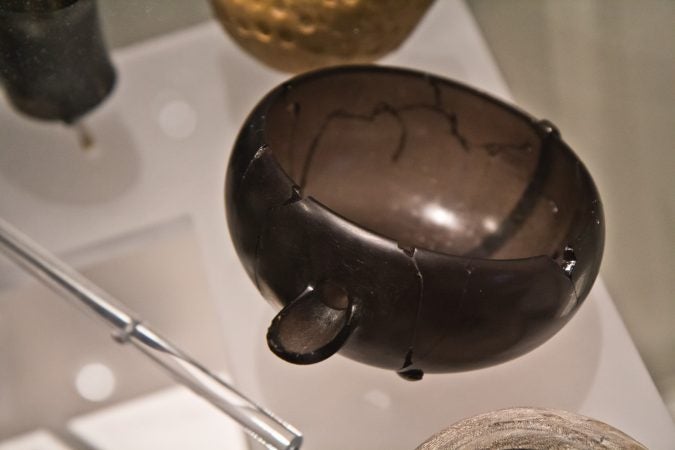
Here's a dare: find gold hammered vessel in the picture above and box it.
[211,0,435,72]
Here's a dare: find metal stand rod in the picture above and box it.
[0,217,302,450]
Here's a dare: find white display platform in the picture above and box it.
[0,1,672,449]
[0,431,72,450]
[68,386,248,450]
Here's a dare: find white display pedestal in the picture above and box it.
[0,1,672,449]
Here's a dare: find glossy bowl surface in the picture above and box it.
[226,65,604,378]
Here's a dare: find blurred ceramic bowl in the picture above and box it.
[416,407,646,449]
[211,0,434,72]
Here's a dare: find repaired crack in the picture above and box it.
[251,181,304,291]
[298,103,407,188]
[397,348,424,381]
[396,244,425,381]
[295,79,532,190]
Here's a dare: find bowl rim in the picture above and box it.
[235,64,603,270]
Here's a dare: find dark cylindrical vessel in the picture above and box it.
[0,0,115,123]
[226,66,604,379]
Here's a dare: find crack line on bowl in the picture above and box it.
[252,183,303,292]
[297,87,534,191]
[298,102,407,188]
[396,244,426,376]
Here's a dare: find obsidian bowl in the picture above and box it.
[226,65,604,380]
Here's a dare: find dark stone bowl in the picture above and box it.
[226,65,604,380]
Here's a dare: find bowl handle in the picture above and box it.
[266,282,359,365]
